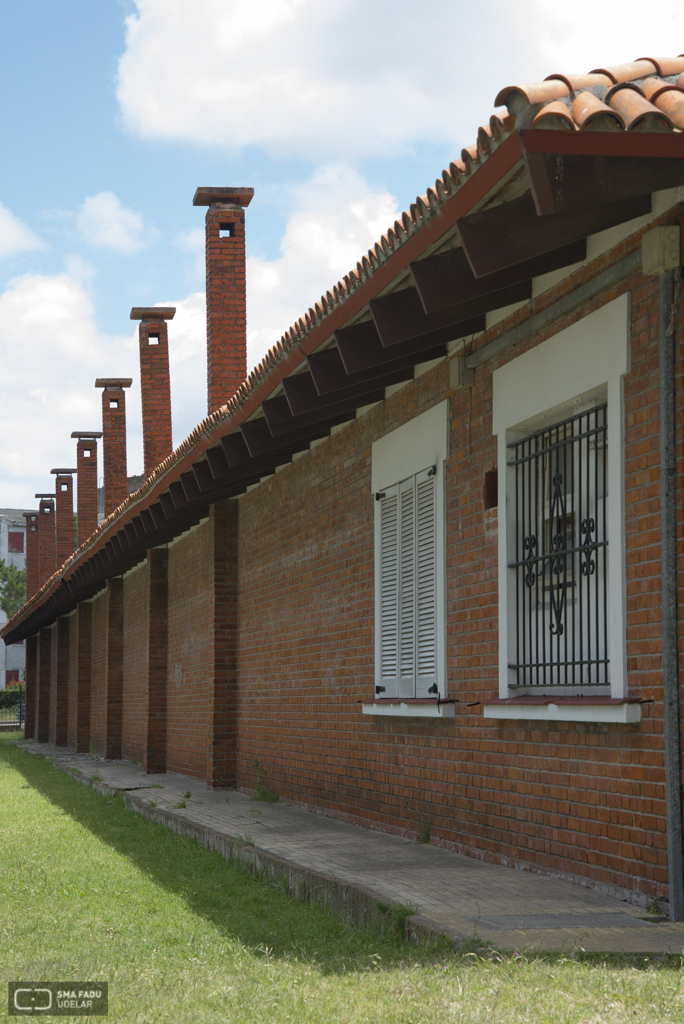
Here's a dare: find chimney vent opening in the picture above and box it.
[84,449,91,457]
[148,334,160,345]
[109,399,119,408]
[219,222,235,239]
[60,484,68,491]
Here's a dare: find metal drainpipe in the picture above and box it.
[659,266,684,921]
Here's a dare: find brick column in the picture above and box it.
[49,616,70,747]
[22,513,40,599]
[67,602,91,753]
[24,634,37,739]
[72,432,102,544]
[35,494,55,588]
[51,469,77,568]
[37,627,51,742]
[193,186,253,413]
[206,498,239,788]
[144,548,168,774]
[131,307,175,477]
[104,578,123,760]
[95,378,132,516]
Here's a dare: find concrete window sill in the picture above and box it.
[482,697,642,724]
[361,699,456,719]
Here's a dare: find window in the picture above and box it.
[489,295,632,723]
[376,466,438,698]
[508,404,608,688]
[7,532,24,553]
[367,401,448,715]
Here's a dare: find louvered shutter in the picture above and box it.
[415,468,437,696]
[378,484,399,696]
[398,476,416,698]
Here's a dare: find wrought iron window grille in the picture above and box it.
[507,403,608,687]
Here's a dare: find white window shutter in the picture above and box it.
[378,485,399,696]
[415,469,437,696]
[398,477,416,697]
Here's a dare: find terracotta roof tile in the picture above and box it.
[571,92,624,131]
[652,88,684,129]
[531,100,576,131]
[606,82,675,131]
[635,56,684,77]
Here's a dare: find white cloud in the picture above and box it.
[0,268,141,508]
[0,203,43,258]
[76,192,148,254]
[246,165,399,364]
[520,1,684,76]
[116,0,517,159]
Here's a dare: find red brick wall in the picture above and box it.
[89,592,108,754]
[54,475,74,568]
[166,520,213,779]
[76,440,99,544]
[205,204,247,413]
[48,617,69,746]
[122,563,149,764]
[24,514,40,599]
[67,611,78,746]
[101,387,128,515]
[24,634,37,739]
[38,500,55,588]
[138,320,173,477]
[232,202,684,905]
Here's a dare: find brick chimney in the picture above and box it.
[51,468,77,567]
[95,378,132,516]
[130,307,174,477]
[22,512,40,599]
[35,493,55,587]
[71,431,102,544]
[193,186,254,414]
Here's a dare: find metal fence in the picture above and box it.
[0,697,24,729]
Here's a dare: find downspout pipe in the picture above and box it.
[659,265,684,921]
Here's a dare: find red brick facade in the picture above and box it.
[98,383,130,515]
[37,498,55,588]
[12,172,684,909]
[136,314,173,477]
[54,473,75,568]
[74,436,100,544]
[204,201,249,413]
[23,512,39,599]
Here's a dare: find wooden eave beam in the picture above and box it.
[523,151,684,217]
[262,392,383,438]
[283,360,411,416]
[457,192,652,279]
[410,239,587,315]
[369,284,527,347]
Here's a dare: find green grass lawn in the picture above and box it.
[1,735,684,1023]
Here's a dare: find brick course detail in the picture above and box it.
[136,314,173,478]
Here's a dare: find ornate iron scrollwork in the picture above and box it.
[580,517,596,576]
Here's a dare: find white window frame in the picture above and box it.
[364,401,449,718]
[488,294,638,724]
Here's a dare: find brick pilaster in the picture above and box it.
[49,616,70,747]
[96,378,131,516]
[24,634,37,739]
[72,433,102,544]
[193,187,253,414]
[206,498,239,788]
[37,627,51,742]
[145,548,168,774]
[104,578,123,759]
[36,496,55,589]
[23,513,40,599]
[68,602,91,753]
[52,470,76,568]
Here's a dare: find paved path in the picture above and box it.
[18,741,684,955]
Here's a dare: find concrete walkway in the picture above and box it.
[18,740,684,955]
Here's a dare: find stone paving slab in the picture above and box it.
[18,741,684,955]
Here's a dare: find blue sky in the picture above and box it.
[0,0,679,508]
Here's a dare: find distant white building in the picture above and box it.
[0,509,31,689]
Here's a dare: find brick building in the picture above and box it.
[0,509,31,687]
[4,55,684,914]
